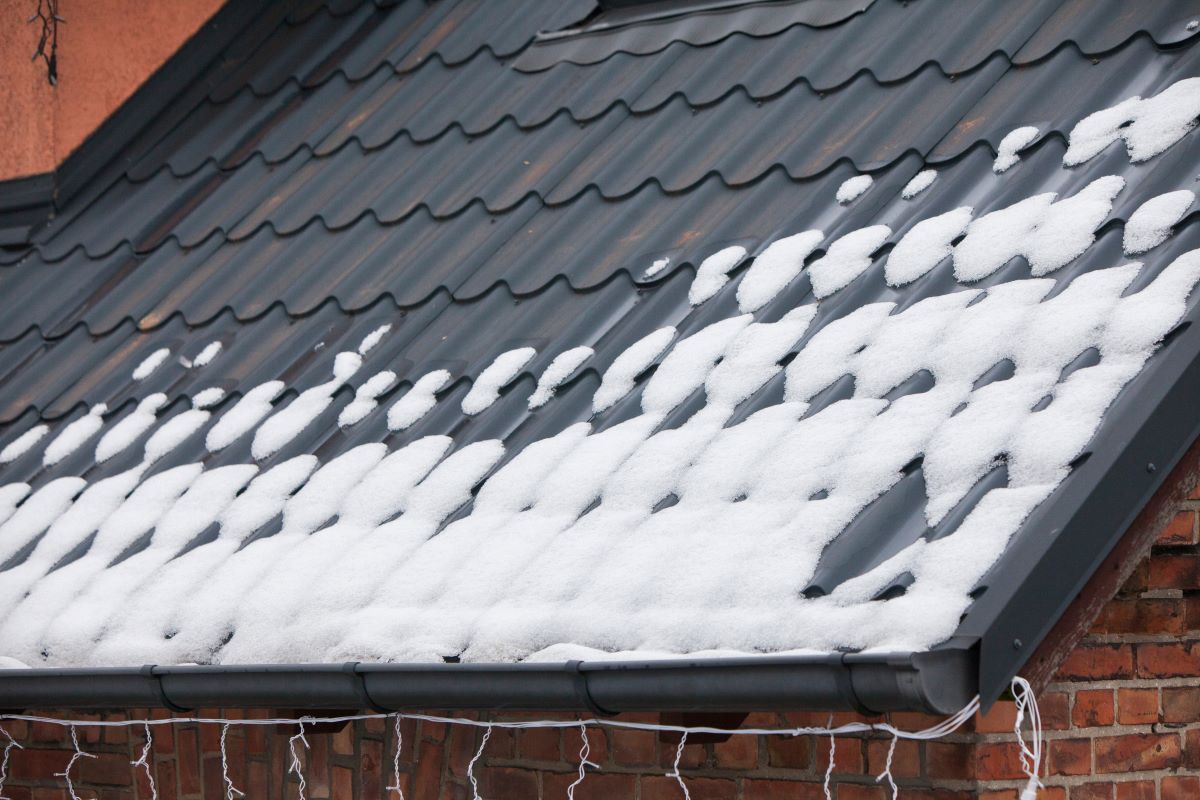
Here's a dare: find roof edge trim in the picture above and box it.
[0,647,977,715]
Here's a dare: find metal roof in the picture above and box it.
[1,0,1199,711]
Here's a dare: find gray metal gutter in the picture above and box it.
[0,647,976,714]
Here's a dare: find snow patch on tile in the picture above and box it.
[357,325,392,355]
[642,316,751,414]
[1064,78,1200,165]
[992,126,1039,173]
[96,395,168,463]
[954,176,1123,281]
[339,371,397,427]
[387,370,452,431]
[689,246,746,305]
[1124,190,1195,255]
[252,352,362,459]
[192,388,226,410]
[144,406,211,465]
[462,348,537,415]
[0,425,48,464]
[529,347,593,409]
[192,341,222,368]
[206,381,284,452]
[44,405,107,466]
[132,348,170,381]
[901,169,937,200]
[808,225,891,298]
[736,230,824,312]
[0,483,31,527]
[0,477,85,566]
[644,257,671,279]
[836,174,873,204]
[886,207,972,287]
[593,327,675,413]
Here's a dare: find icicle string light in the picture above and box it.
[467,725,491,800]
[55,726,96,800]
[566,722,598,800]
[220,723,244,800]
[0,680,1040,800]
[287,718,310,800]
[667,730,691,800]
[0,726,23,800]
[130,723,157,800]
[386,714,405,800]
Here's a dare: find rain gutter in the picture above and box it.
[0,646,976,714]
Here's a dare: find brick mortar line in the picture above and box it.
[980,768,1197,790]
[975,723,1200,742]
[1049,677,1200,689]
[1080,632,1199,643]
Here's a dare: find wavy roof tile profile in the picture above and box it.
[0,0,1199,710]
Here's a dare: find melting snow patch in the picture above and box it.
[836,174,873,204]
[808,225,891,298]
[992,126,1039,173]
[462,348,537,415]
[887,207,973,287]
[901,170,937,199]
[1124,190,1195,255]
[192,388,226,410]
[206,381,283,452]
[357,325,392,355]
[144,404,212,464]
[689,246,746,305]
[644,257,671,279]
[643,316,751,415]
[0,483,31,527]
[387,370,451,431]
[954,176,1123,281]
[593,327,676,413]
[339,371,397,427]
[529,347,593,409]
[252,352,362,459]
[0,425,48,464]
[1064,78,1200,165]
[736,230,824,312]
[192,341,222,368]
[132,348,170,381]
[43,405,107,466]
[0,477,85,566]
[96,395,167,463]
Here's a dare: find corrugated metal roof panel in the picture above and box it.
[1,0,1200,694]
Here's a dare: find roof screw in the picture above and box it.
[1147,463,1157,473]
[1012,638,1022,650]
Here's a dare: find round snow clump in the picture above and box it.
[993,126,1039,173]
[836,174,873,204]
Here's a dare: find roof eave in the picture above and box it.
[0,646,977,715]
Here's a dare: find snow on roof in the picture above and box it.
[2,68,1200,669]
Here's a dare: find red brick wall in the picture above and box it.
[4,505,1199,799]
[0,0,222,180]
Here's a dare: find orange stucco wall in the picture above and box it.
[0,0,223,181]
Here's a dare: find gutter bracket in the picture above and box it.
[143,665,188,713]
[345,662,390,713]
[567,660,615,717]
